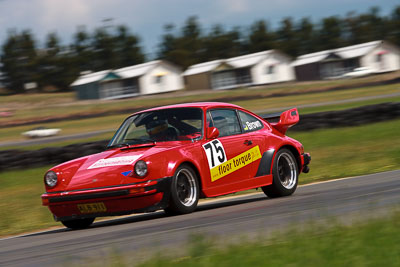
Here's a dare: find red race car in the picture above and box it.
[41,102,310,229]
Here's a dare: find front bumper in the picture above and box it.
[41,177,172,221]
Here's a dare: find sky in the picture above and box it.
[0,0,398,58]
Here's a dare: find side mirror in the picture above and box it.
[207,127,219,139]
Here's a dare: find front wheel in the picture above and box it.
[262,149,298,198]
[164,164,199,215]
[61,218,95,229]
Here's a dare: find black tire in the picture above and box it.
[61,218,95,229]
[164,164,199,215]
[262,149,298,198]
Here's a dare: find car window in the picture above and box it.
[108,108,203,146]
[209,109,242,137]
[238,110,264,132]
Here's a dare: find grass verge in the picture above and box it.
[0,166,57,236]
[289,118,400,183]
[296,95,400,114]
[128,210,400,267]
[0,119,399,237]
[233,83,400,113]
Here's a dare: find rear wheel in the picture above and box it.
[262,149,298,198]
[164,164,199,215]
[61,218,95,229]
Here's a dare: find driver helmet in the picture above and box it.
[146,119,168,136]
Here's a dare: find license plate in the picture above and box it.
[77,202,107,214]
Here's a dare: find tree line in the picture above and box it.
[1,5,399,94]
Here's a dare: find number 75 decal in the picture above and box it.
[202,139,227,169]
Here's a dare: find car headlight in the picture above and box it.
[45,171,58,187]
[134,160,148,177]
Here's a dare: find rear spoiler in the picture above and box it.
[262,108,299,135]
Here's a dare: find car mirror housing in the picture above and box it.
[207,127,219,139]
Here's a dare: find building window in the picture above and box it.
[236,68,252,84]
[154,75,163,84]
[211,71,236,89]
[266,65,275,74]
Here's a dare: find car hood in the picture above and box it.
[49,142,184,192]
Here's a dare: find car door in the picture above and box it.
[236,109,272,176]
[201,108,263,196]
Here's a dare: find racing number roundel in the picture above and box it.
[202,139,227,169]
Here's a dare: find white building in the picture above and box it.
[71,60,184,100]
[183,50,295,90]
[292,40,400,81]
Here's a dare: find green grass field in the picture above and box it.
[234,83,400,112]
[129,210,400,267]
[289,118,400,182]
[1,119,399,237]
[0,72,398,124]
[1,82,399,145]
[0,166,56,236]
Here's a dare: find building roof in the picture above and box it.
[227,50,275,68]
[115,60,162,79]
[292,40,382,67]
[182,60,225,76]
[183,50,279,76]
[71,60,169,87]
[70,70,111,87]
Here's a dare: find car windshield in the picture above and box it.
[108,107,203,147]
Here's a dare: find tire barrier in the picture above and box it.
[0,102,399,172]
[0,141,109,172]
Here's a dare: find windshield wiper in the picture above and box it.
[123,138,156,144]
[107,138,157,150]
[106,143,130,150]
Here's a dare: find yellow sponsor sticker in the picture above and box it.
[210,145,262,182]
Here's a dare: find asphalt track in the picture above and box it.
[1,170,399,266]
